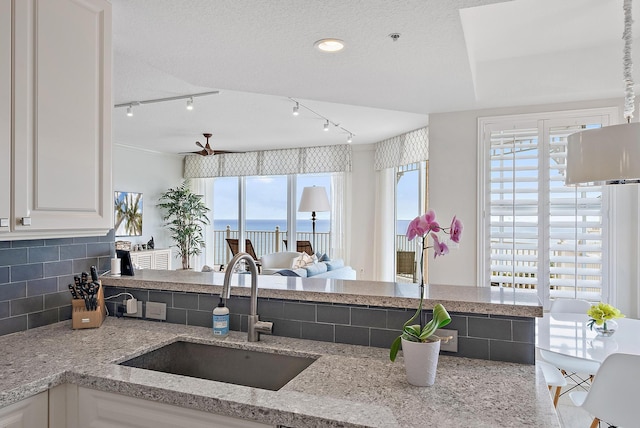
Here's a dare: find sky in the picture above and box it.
[213,172,421,222]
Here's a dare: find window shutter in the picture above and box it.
[481,110,613,305]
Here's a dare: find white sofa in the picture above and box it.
[260,251,356,280]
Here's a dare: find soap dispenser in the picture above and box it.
[213,298,229,337]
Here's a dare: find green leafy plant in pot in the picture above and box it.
[158,181,210,270]
[389,209,462,386]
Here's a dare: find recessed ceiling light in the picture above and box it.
[314,38,345,52]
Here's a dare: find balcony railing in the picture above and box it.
[213,226,332,265]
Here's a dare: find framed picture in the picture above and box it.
[114,191,143,236]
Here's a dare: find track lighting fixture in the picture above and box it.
[115,90,219,116]
[288,97,355,141]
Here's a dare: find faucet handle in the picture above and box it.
[254,320,273,335]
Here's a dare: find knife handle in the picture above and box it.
[90,266,98,281]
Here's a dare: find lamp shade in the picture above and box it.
[566,122,640,185]
[298,186,330,212]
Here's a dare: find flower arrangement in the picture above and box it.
[389,210,463,362]
[587,302,624,332]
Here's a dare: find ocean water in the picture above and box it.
[214,219,330,233]
[214,219,412,234]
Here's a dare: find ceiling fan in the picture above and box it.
[188,133,233,156]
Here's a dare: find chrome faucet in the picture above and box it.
[221,252,273,342]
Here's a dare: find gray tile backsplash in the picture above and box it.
[0,231,114,337]
[103,285,536,364]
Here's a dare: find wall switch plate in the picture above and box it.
[146,301,167,321]
[436,328,458,353]
[123,300,143,318]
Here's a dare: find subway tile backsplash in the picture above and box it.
[0,231,114,337]
[103,285,535,364]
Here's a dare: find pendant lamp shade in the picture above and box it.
[565,0,640,186]
[566,122,640,185]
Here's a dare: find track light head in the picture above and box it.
[293,103,299,116]
[323,120,329,131]
[347,134,353,143]
[186,97,194,110]
[126,105,133,117]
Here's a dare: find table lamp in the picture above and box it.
[298,186,330,252]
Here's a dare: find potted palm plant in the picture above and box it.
[389,209,462,386]
[158,181,210,270]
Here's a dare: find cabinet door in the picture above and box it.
[78,387,271,428]
[132,253,153,269]
[12,0,112,234]
[0,392,48,428]
[0,0,10,233]
[153,249,171,270]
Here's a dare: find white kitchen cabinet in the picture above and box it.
[0,391,48,428]
[77,387,272,428]
[131,249,172,270]
[1,0,112,240]
[0,0,11,233]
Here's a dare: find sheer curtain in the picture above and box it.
[330,172,350,261]
[189,177,212,271]
[373,167,396,281]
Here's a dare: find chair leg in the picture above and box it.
[589,418,599,428]
[552,386,561,408]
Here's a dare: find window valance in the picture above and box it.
[184,144,352,178]
[374,127,428,171]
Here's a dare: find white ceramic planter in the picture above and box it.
[401,337,441,387]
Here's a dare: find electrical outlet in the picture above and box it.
[146,301,167,321]
[123,300,143,318]
[436,328,458,353]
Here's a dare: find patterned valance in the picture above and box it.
[184,144,352,178]
[374,127,428,170]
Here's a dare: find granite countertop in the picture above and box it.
[101,270,543,318]
[0,317,558,427]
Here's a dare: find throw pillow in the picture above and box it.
[292,252,315,269]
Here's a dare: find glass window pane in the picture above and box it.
[213,177,239,266]
[296,174,331,255]
[246,175,287,259]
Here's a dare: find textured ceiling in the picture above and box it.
[111,0,639,154]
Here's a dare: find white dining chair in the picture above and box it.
[539,298,599,395]
[537,360,567,408]
[570,353,640,428]
[550,298,592,314]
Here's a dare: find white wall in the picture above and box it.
[113,145,184,261]
[428,97,640,317]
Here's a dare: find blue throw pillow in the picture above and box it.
[316,253,330,262]
[305,262,328,276]
[274,269,301,277]
[325,259,344,271]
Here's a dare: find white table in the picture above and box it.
[537,313,640,363]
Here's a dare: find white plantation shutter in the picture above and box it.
[480,109,615,306]
[546,124,608,301]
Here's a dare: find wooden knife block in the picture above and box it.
[71,280,106,329]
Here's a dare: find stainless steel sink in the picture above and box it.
[119,341,317,391]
